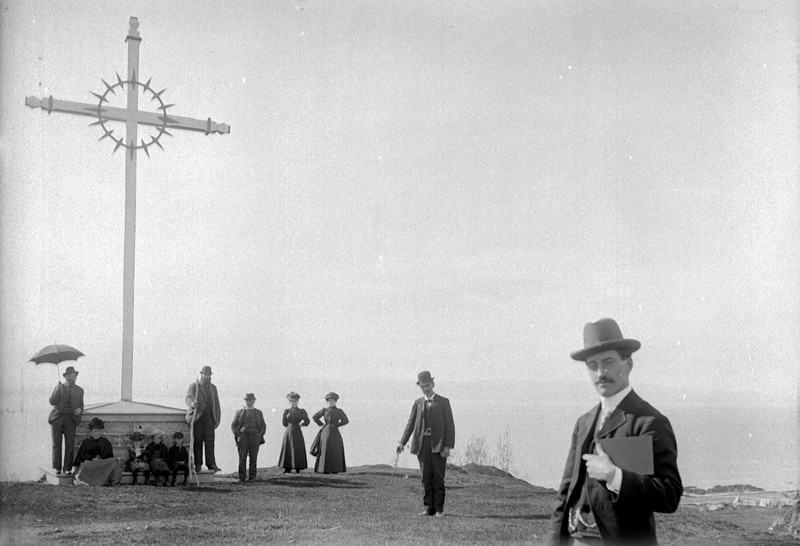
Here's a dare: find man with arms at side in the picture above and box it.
[545,318,682,546]
[397,371,455,517]
[48,366,84,475]
[185,365,222,472]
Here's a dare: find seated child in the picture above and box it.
[146,431,171,486]
[124,432,150,485]
[168,431,190,486]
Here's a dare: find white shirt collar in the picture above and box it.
[425,393,436,402]
[600,385,632,413]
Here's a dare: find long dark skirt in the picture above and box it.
[311,425,346,473]
[278,424,308,470]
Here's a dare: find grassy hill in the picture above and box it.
[0,465,795,545]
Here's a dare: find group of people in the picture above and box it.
[183,365,350,482]
[227,388,349,482]
[50,317,683,545]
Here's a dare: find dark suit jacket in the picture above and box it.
[546,390,682,546]
[48,382,84,424]
[185,381,221,428]
[399,394,455,455]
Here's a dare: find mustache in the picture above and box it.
[596,378,615,384]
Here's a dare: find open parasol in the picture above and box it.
[29,344,84,378]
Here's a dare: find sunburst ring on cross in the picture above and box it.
[90,73,176,157]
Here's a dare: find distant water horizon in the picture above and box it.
[3,379,796,492]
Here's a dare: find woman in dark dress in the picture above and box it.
[310,392,349,474]
[278,392,310,473]
[72,418,121,486]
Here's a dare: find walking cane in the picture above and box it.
[390,449,403,512]
[188,377,200,486]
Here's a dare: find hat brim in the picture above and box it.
[570,339,640,361]
[416,377,434,386]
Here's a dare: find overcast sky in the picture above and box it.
[1,1,797,411]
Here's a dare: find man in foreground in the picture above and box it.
[397,371,455,517]
[545,318,682,546]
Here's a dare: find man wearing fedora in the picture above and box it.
[545,318,682,546]
[231,393,267,482]
[185,366,222,472]
[397,371,455,517]
[48,366,84,475]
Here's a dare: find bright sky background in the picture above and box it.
[1,0,797,474]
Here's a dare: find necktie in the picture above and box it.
[597,408,611,433]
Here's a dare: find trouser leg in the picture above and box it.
[62,418,77,471]
[203,415,216,467]
[237,436,248,480]
[418,437,435,513]
[51,418,64,472]
[193,417,205,467]
[248,434,260,479]
[431,451,447,513]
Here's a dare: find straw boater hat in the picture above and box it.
[324,392,339,401]
[570,318,641,361]
[287,392,300,401]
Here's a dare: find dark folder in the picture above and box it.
[598,436,654,475]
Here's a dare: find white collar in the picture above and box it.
[600,385,632,413]
[425,393,436,402]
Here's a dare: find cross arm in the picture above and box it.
[25,96,230,135]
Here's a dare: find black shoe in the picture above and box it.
[209,465,222,472]
[195,465,202,472]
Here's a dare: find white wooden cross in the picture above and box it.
[25,17,230,402]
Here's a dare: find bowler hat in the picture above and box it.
[244,393,256,401]
[416,371,434,385]
[570,318,641,361]
[324,392,339,401]
[62,366,79,377]
[287,392,300,401]
[199,366,213,375]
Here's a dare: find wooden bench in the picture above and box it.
[39,466,217,485]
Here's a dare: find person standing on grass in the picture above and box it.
[545,318,683,546]
[397,371,455,518]
[48,365,84,475]
[310,392,349,474]
[185,365,222,472]
[231,392,267,482]
[279,392,310,473]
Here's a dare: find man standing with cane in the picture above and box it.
[397,371,455,517]
[185,366,222,472]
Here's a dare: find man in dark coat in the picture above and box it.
[48,366,84,474]
[397,371,455,517]
[185,365,222,472]
[545,318,683,546]
[231,392,267,482]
